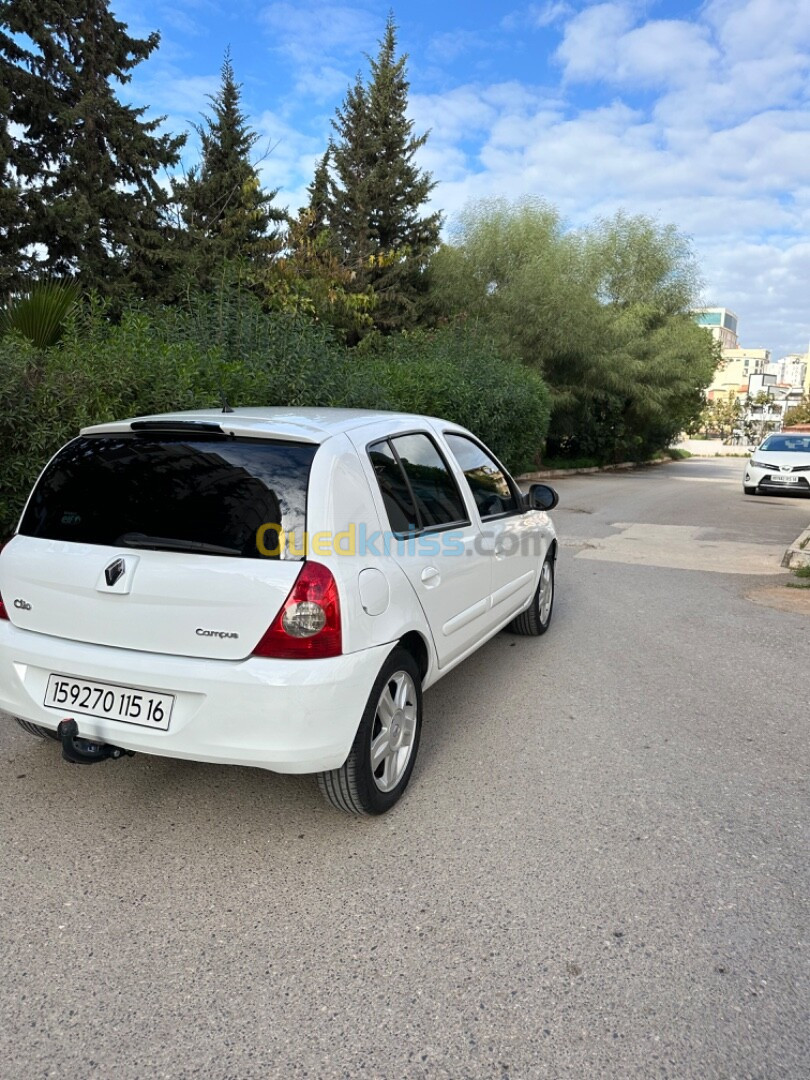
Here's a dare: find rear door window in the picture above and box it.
[19,434,317,560]
[369,433,469,533]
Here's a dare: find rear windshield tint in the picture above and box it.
[19,435,317,560]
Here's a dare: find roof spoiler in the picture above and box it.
[129,420,225,435]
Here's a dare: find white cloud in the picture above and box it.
[557,4,718,88]
[703,0,810,61]
[409,0,810,357]
[261,1,379,66]
[253,109,324,213]
[260,1,380,104]
[532,3,573,29]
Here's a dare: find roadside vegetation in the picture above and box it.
[786,565,810,590]
[783,399,810,427]
[0,4,716,535]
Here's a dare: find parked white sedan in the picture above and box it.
[0,408,558,814]
[744,433,810,496]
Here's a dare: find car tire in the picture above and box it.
[317,647,423,816]
[743,486,758,495]
[15,718,60,741]
[508,552,554,636]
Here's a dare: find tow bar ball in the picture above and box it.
[56,719,134,765]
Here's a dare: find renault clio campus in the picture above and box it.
[0,408,559,814]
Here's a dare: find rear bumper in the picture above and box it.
[0,622,390,773]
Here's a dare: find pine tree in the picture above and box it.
[0,0,185,298]
[304,151,332,238]
[174,51,285,287]
[328,16,442,334]
[0,79,24,292]
[260,149,375,342]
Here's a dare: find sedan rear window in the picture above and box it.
[19,435,317,560]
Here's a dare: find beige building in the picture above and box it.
[768,354,810,396]
[707,348,771,400]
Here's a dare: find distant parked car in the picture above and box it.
[0,408,559,815]
[744,433,810,496]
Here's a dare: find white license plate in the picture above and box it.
[770,474,798,483]
[44,675,174,730]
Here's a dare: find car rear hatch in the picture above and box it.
[1,424,319,660]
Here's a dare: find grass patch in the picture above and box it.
[786,565,810,588]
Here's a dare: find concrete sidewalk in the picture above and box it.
[676,438,752,457]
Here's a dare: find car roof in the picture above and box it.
[81,407,467,444]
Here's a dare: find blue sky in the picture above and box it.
[116,0,810,360]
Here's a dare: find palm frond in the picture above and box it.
[1,278,80,348]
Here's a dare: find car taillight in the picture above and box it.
[253,561,342,659]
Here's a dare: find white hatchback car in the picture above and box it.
[744,432,810,496]
[0,408,558,814]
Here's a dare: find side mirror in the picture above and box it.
[527,483,559,511]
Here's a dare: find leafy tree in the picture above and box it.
[174,51,285,288]
[0,0,185,298]
[328,16,441,336]
[260,151,376,340]
[702,392,742,442]
[784,397,810,427]
[261,208,376,342]
[430,199,716,461]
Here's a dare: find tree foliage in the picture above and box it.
[0,0,185,298]
[431,199,717,461]
[783,397,810,428]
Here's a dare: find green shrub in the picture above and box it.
[0,291,550,534]
[340,328,550,474]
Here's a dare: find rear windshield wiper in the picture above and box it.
[116,532,242,556]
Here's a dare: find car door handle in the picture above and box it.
[420,566,441,588]
[494,542,507,559]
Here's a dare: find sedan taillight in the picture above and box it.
[253,561,342,659]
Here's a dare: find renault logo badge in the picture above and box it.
[105,558,126,587]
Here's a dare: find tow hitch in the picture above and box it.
[57,719,135,765]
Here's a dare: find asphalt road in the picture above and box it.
[1,458,808,1079]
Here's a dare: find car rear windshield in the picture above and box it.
[19,434,317,560]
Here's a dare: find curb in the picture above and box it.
[781,524,810,570]
[518,458,671,482]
